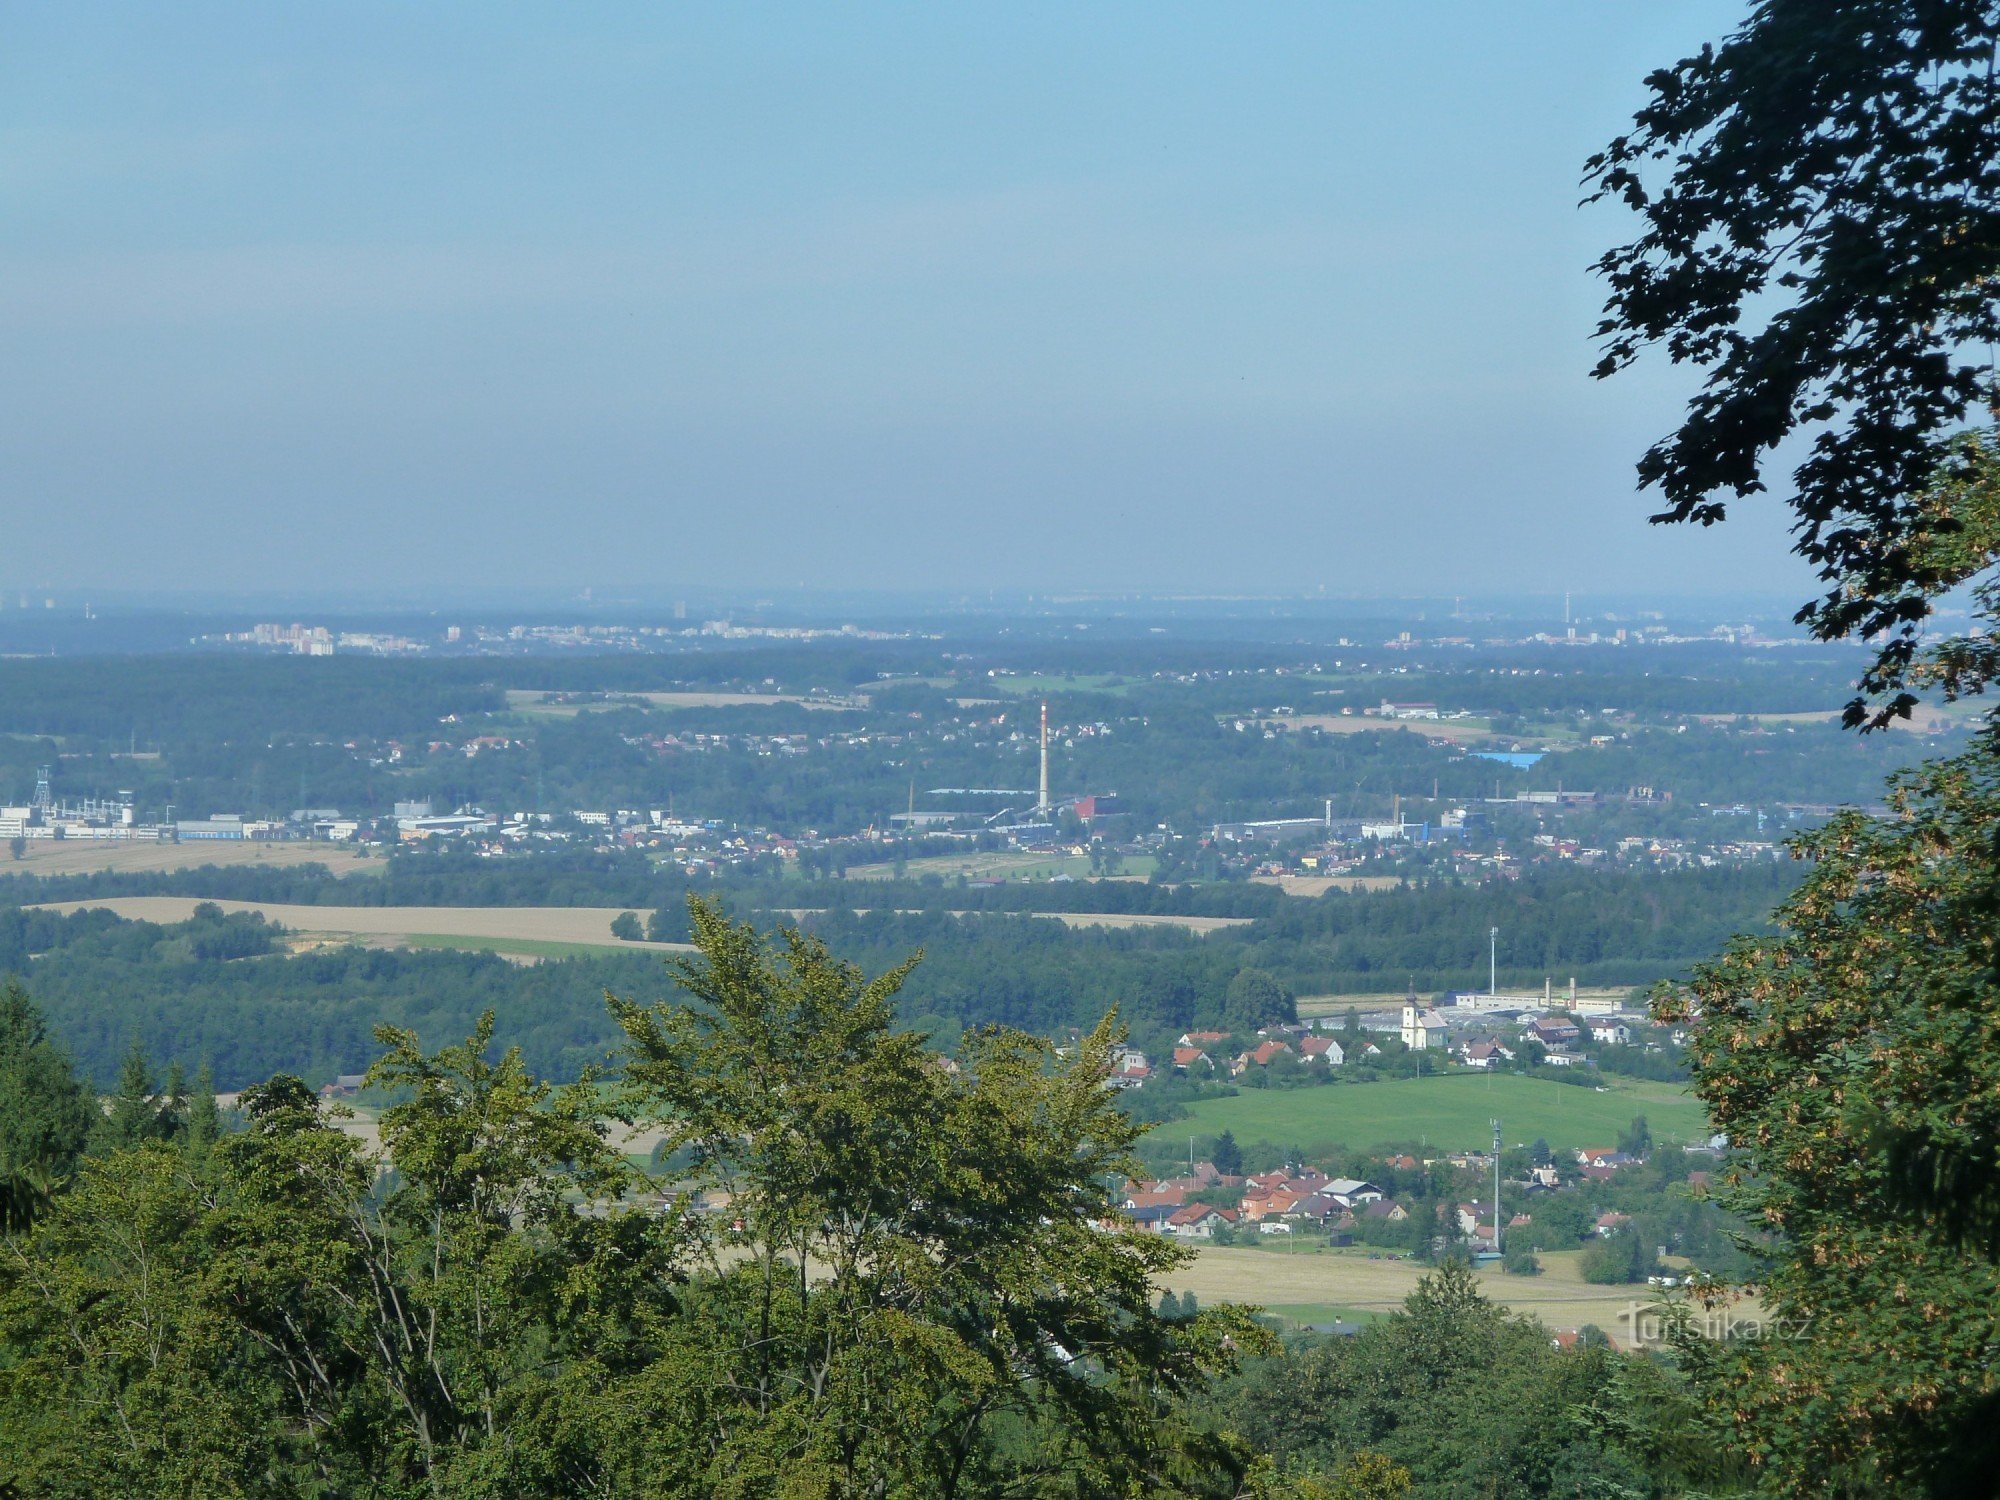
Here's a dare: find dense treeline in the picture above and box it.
[3,906,669,1088]
[4,863,1794,1087]
[1203,1261,1737,1494]
[1239,863,1801,992]
[0,848,1289,916]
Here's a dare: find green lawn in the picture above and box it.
[1258,1303,1388,1328]
[1161,1073,1709,1154]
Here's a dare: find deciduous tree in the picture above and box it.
[1589,0,2000,725]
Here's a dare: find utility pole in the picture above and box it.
[1489,926,1499,998]
[1492,1119,1503,1256]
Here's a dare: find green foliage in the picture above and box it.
[609,910,643,941]
[0,904,1267,1497]
[1616,1114,1651,1159]
[183,1061,221,1160]
[1224,967,1295,1033]
[605,898,1265,1493]
[1213,1128,1244,1177]
[0,982,94,1232]
[1589,2,2000,725]
[1578,1226,1654,1286]
[1501,1243,1541,1276]
[98,1037,181,1152]
[1527,1195,1595,1250]
[1208,1259,1699,1494]
[1664,734,2000,1491]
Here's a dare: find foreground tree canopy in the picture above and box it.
[1661,741,2000,1493]
[1588,0,2000,723]
[0,900,1267,1498]
[1596,4,2000,1495]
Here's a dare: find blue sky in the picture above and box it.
[0,3,1803,600]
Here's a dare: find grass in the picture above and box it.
[1160,1073,1709,1154]
[1256,1302,1387,1328]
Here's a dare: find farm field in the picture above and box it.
[2,838,379,880]
[1252,874,1401,897]
[1161,1073,1708,1154]
[1171,1246,1751,1344]
[399,933,646,961]
[503,688,864,715]
[1244,714,1494,743]
[28,896,694,953]
[842,850,1158,882]
[779,908,1249,935]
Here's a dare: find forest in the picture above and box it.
[1,861,1793,1090]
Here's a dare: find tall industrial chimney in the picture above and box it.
[1038,701,1050,814]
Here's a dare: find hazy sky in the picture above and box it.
[1,3,1806,600]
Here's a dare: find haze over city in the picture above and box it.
[0,2,1807,599]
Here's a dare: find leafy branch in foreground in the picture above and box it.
[1588,1,2000,725]
[608,895,1266,1495]
[1659,737,2000,1493]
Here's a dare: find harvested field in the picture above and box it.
[1253,874,1401,897]
[1170,1246,1755,1345]
[504,689,864,715]
[27,897,694,952]
[1025,911,1246,933]
[2,839,377,880]
[1244,715,1493,743]
[778,908,1249,935]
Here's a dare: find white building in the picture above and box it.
[1401,1004,1450,1050]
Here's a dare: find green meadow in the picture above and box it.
[1159,1073,1709,1154]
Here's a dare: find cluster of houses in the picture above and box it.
[1120,1162,1403,1241]
[1106,1006,1671,1093]
[1116,1137,1694,1253]
[1448,1013,1639,1069]
[1106,1028,1373,1089]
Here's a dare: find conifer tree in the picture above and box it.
[183,1061,221,1158]
[0,982,93,1231]
[99,1038,166,1150]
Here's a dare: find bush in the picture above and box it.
[1502,1244,1542,1276]
[1579,1226,1655,1285]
